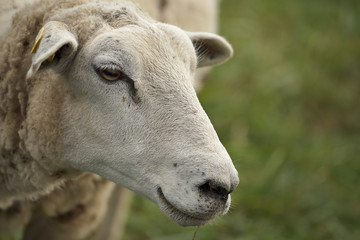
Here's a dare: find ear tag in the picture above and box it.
[47,53,55,62]
[30,27,44,54]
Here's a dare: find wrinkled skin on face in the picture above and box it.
[25,2,239,226]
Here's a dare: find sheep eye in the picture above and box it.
[99,68,123,81]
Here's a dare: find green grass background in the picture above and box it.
[123,0,360,239]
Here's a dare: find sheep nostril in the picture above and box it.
[199,181,230,202]
[215,186,229,200]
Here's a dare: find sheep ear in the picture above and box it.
[187,32,233,68]
[26,21,78,79]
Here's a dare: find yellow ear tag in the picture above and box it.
[30,27,44,54]
[47,53,55,62]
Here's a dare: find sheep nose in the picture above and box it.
[198,180,232,202]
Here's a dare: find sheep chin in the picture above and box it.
[156,187,213,226]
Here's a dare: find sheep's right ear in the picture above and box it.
[187,32,233,68]
[26,21,78,79]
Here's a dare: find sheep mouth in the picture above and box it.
[156,187,212,226]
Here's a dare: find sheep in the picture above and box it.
[0,0,238,239]
[1,2,220,238]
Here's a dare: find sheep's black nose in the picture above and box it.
[199,181,231,202]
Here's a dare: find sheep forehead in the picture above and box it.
[88,23,197,76]
[52,0,147,23]
[49,1,150,43]
[50,0,196,70]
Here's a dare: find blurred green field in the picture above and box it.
[123,0,360,239]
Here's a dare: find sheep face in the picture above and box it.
[27,18,238,226]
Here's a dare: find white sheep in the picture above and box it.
[0,0,238,239]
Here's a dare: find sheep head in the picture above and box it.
[25,3,238,226]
